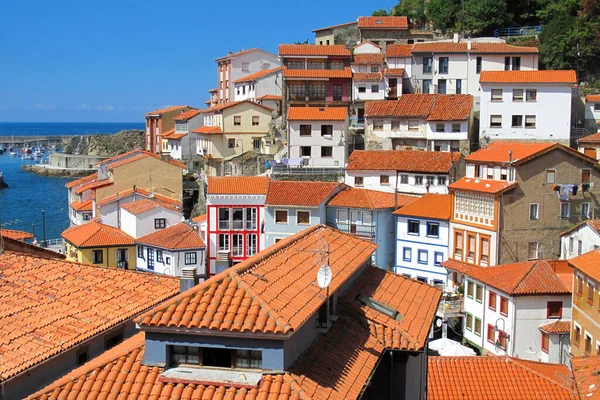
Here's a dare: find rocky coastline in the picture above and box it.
[21,164,94,177]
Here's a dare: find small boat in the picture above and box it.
[9,151,17,157]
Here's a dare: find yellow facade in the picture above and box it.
[65,241,136,270]
[572,269,600,356]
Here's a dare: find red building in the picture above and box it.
[143,105,195,154]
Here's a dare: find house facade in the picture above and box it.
[351,43,388,103]
[570,250,600,358]
[165,109,203,170]
[312,21,358,46]
[479,70,576,146]
[357,16,433,47]
[144,106,195,154]
[577,132,600,160]
[584,95,600,133]
[232,67,282,103]
[345,149,464,195]
[560,220,600,260]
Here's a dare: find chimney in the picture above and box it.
[180,266,198,293]
[215,250,232,274]
[228,51,233,56]
[453,33,459,43]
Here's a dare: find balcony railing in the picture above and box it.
[327,222,375,238]
[437,297,464,317]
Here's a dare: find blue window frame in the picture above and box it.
[408,220,420,235]
[434,251,444,266]
[403,247,412,261]
[426,222,439,238]
[418,250,428,265]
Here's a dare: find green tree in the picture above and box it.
[461,0,510,35]
[392,0,426,28]
[372,9,389,16]
[294,39,309,44]
[426,0,460,33]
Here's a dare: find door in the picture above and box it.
[388,78,398,97]
[332,84,342,101]
[584,148,596,159]
[147,248,154,270]
[357,108,365,123]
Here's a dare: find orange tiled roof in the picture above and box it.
[347,149,462,173]
[386,68,405,75]
[570,248,600,281]
[586,95,600,102]
[561,219,600,239]
[257,94,282,101]
[441,259,481,274]
[353,72,383,81]
[73,177,112,195]
[164,132,186,140]
[69,199,93,212]
[353,53,384,64]
[266,180,341,207]
[144,105,190,116]
[136,223,205,250]
[191,213,206,223]
[233,66,281,83]
[480,70,577,84]
[65,172,98,189]
[540,320,571,334]
[287,106,348,121]
[577,132,600,144]
[214,48,277,62]
[386,43,413,57]
[282,66,353,79]
[137,225,377,334]
[200,100,274,114]
[120,197,180,215]
[449,177,517,194]
[572,356,600,400]
[365,94,473,121]
[160,128,175,138]
[358,16,408,29]
[173,109,202,121]
[464,141,595,166]
[464,259,572,296]
[278,44,351,57]
[0,252,178,384]
[393,193,452,220]
[61,220,135,248]
[207,176,270,195]
[192,125,223,135]
[428,356,576,400]
[342,267,441,350]
[97,187,181,207]
[354,41,382,49]
[100,150,187,170]
[0,228,34,241]
[412,41,538,54]
[328,187,416,210]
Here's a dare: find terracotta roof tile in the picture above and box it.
[470,42,539,53]
[358,16,408,29]
[120,197,180,215]
[569,248,600,281]
[266,181,342,207]
[0,252,178,384]
[233,67,281,83]
[572,356,600,399]
[365,94,473,120]
[136,223,205,250]
[392,193,451,220]
[428,356,576,400]
[200,100,274,114]
[173,109,203,121]
[586,95,600,102]
[282,67,352,79]
[354,41,382,49]
[192,125,223,135]
[386,68,405,75]
[95,149,186,170]
[137,225,376,334]
[353,72,383,81]
[540,320,571,334]
[65,172,98,189]
[97,187,181,207]
[73,178,112,194]
[69,199,93,212]
[386,44,413,57]
[412,42,538,54]
[412,42,468,53]
[0,229,34,241]
[160,128,175,138]
[278,44,351,57]
[347,150,462,173]
[144,105,190,116]
[353,53,384,64]
[427,95,473,120]
[215,48,277,62]
[61,220,135,247]
[577,132,600,144]
[465,141,558,163]
[257,94,282,101]
[441,259,481,274]
[164,132,186,140]
[207,176,270,195]
[449,177,517,194]
[328,187,416,209]
[191,213,206,223]
[287,106,348,121]
[480,70,576,84]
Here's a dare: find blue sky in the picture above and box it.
[0,0,395,123]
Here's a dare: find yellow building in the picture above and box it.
[61,220,136,270]
[570,249,600,356]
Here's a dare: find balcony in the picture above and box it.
[327,221,375,238]
[436,296,464,318]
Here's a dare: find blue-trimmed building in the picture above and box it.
[393,193,452,286]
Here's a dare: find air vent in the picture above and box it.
[356,294,401,321]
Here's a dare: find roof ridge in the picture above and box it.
[509,357,577,394]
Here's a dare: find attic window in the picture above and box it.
[356,294,401,321]
[169,346,262,369]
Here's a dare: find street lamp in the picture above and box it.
[41,209,47,247]
[235,139,244,175]
[494,317,510,353]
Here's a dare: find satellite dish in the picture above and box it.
[436,319,443,328]
[317,264,332,289]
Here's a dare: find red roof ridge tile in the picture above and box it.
[480,70,577,84]
[144,105,192,116]
[233,66,281,83]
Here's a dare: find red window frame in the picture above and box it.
[488,291,497,311]
[499,296,508,317]
[498,330,507,350]
[487,324,495,344]
[546,301,562,319]
[541,332,549,353]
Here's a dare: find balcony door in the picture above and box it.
[332,84,342,101]
[388,78,397,97]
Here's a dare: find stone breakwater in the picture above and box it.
[21,164,94,178]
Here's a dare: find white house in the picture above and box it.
[287,107,348,168]
[385,43,413,94]
[233,67,282,103]
[479,70,576,145]
[560,220,600,260]
[136,222,206,278]
[364,94,473,153]
[166,109,203,169]
[393,194,451,286]
[577,132,600,160]
[447,259,572,364]
[118,198,183,239]
[69,199,93,226]
[97,187,182,225]
[584,95,600,132]
[345,149,464,195]
[351,42,388,102]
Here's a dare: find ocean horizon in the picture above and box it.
[0,121,146,136]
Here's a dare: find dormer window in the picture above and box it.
[175,121,188,132]
[169,345,262,369]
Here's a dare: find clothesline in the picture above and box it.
[553,183,594,201]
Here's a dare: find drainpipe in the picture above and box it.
[394,170,399,209]
[389,351,394,400]
[511,299,517,357]
[116,194,121,229]
[559,333,564,364]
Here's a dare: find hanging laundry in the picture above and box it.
[558,185,570,201]
[553,184,559,192]
[572,185,578,195]
[583,183,590,193]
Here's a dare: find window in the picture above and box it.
[242,62,249,71]
[465,313,473,331]
[504,57,511,71]
[116,248,128,263]
[560,202,570,219]
[408,120,420,131]
[547,301,563,319]
[418,250,428,264]
[234,116,241,126]
[577,275,583,296]
[415,176,424,185]
[439,57,449,74]
[582,169,591,184]
[373,120,384,130]
[491,89,503,101]
[541,332,549,353]
[232,234,243,257]
[218,208,230,230]
[456,79,462,94]
[476,57,482,74]
[574,325,581,347]
[156,249,163,263]
[454,231,463,258]
[408,220,419,235]
[569,237,574,253]
[137,246,144,258]
[436,123,445,132]
[511,115,523,128]
[475,284,483,303]
[330,61,344,70]
[498,330,507,350]
[183,252,196,265]
[388,120,399,131]
[452,123,461,132]
[426,176,435,187]
[487,324,496,344]
[546,169,556,184]
[275,210,288,224]
[512,57,521,70]
[474,317,482,336]
[92,250,103,264]
[500,296,508,316]
[321,125,333,136]
[490,115,502,128]
[228,138,235,148]
[588,281,595,305]
[76,347,89,366]
[358,85,366,93]
[403,247,412,261]
[489,291,497,311]
[320,146,333,157]
[466,280,473,298]
[525,115,536,128]
[252,116,259,126]
[582,202,590,218]
[300,146,311,157]
[512,89,524,101]
[297,210,310,225]
[427,222,439,238]
[289,82,305,97]
[438,176,447,185]
[300,125,311,136]
[105,331,124,350]
[218,234,230,252]
[380,175,389,185]
[246,234,257,257]
[231,208,244,230]
[355,176,364,187]
[371,84,380,93]
[467,234,476,261]
[434,252,443,265]
[527,242,539,260]
[400,174,408,184]
[422,79,432,94]
[586,334,593,355]
[423,57,432,73]
[147,248,154,269]
[155,218,166,229]
[253,138,261,151]
[235,349,262,369]
[529,203,539,220]
[480,237,490,265]
[526,89,537,101]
